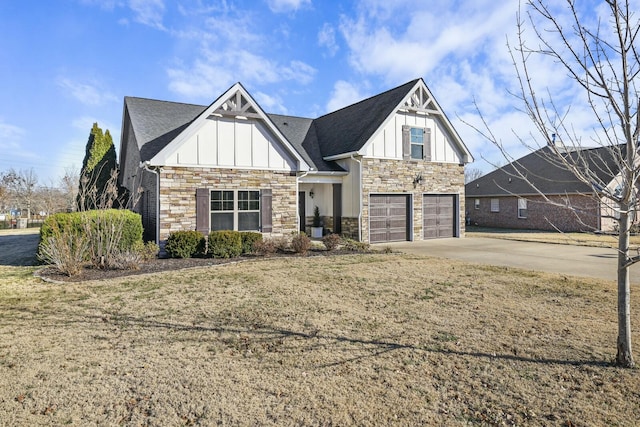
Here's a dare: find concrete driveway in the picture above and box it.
[383,237,640,284]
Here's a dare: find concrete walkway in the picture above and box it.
[383,237,640,284]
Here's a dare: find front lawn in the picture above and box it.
[0,254,638,425]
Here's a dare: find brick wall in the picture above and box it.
[360,159,465,242]
[158,167,298,244]
[466,194,601,232]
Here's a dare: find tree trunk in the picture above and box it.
[616,208,635,368]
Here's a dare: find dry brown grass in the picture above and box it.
[0,255,639,426]
[468,227,640,249]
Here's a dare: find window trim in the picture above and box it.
[490,198,499,213]
[410,127,424,160]
[210,189,261,231]
[517,198,527,219]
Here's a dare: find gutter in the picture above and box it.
[350,154,363,242]
[141,161,160,245]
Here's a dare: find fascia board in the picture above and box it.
[149,83,310,171]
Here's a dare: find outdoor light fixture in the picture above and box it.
[309,189,315,198]
[413,173,423,188]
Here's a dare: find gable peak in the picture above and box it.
[214,87,260,119]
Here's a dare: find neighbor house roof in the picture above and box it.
[466,145,623,197]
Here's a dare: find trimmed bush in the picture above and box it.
[291,232,311,255]
[84,209,143,250]
[38,209,143,265]
[165,231,205,258]
[322,233,342,251]
[240,232,263,254]
[208,230,242,258]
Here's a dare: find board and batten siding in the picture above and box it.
[163,116,297,171]
[365,111,462,163]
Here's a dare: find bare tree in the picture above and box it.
[3,168,39,219]
[468,0,639,367]
[464,167,484,184]
[60,167,79,212]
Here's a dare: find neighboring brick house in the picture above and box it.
[465,145,626,232]
[118,78,473,246]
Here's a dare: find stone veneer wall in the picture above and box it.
[158,167,298,244]
[360,158,465,243]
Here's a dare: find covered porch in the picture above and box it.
[298,172,350,237]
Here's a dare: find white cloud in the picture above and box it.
[129,0,166,30]
[318,23,338,57]
[57,78,118,106]
[266,0,311,13]
[168,50,317,101]
[325,81,365,113]
[255,91,288,114]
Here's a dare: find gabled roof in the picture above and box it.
[314,79,420,158]
[125,97,206,161]
[466,145,623,197]
[148,82,310,170]
[123,78,471,172]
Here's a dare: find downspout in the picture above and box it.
[296,170,311,232]
[141,161,160,245]
[350,154,363,242]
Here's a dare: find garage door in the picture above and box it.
[423,194,456,239]
[370,194,410,243]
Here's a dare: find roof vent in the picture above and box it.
[283,122,288,126]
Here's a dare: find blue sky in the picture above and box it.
[0,0,603,183]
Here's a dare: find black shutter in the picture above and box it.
[402,125,410,160]
[196,188,209,235]
[424,128,432,161]
[260,189,272,232]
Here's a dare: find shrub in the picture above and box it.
[253,238,277,256]
[240,232,263,254]
[208,230,242,258]
[291,232,311,255]
[322,233,342,251]
[39,212,84,259]
[165,231,205,258]
[37,221,89,276]
[109,241,160,270]
[39,209,144,269]
[343,238,370,252]
[272,235,291,252]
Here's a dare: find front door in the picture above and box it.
[298,191,306,233]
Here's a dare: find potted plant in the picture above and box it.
[311,206,323,238]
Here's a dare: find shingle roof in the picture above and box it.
[314,79,420,158]
[124,79,423,171]
[466,145,623,197]
[125,97,206,161]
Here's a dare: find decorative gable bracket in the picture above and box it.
[402,86,440,115]
[213,90,261,119]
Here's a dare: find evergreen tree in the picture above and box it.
[77,123,118,210]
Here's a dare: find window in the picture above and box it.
[490,198,499,212]
[211,190,260,231]
[518,198,527,219]
[474,198,480,210]
[410,128,424,159]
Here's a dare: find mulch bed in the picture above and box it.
[35,249,372,283]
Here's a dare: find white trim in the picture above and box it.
[359,80,474,163]
[149,83,310,171]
